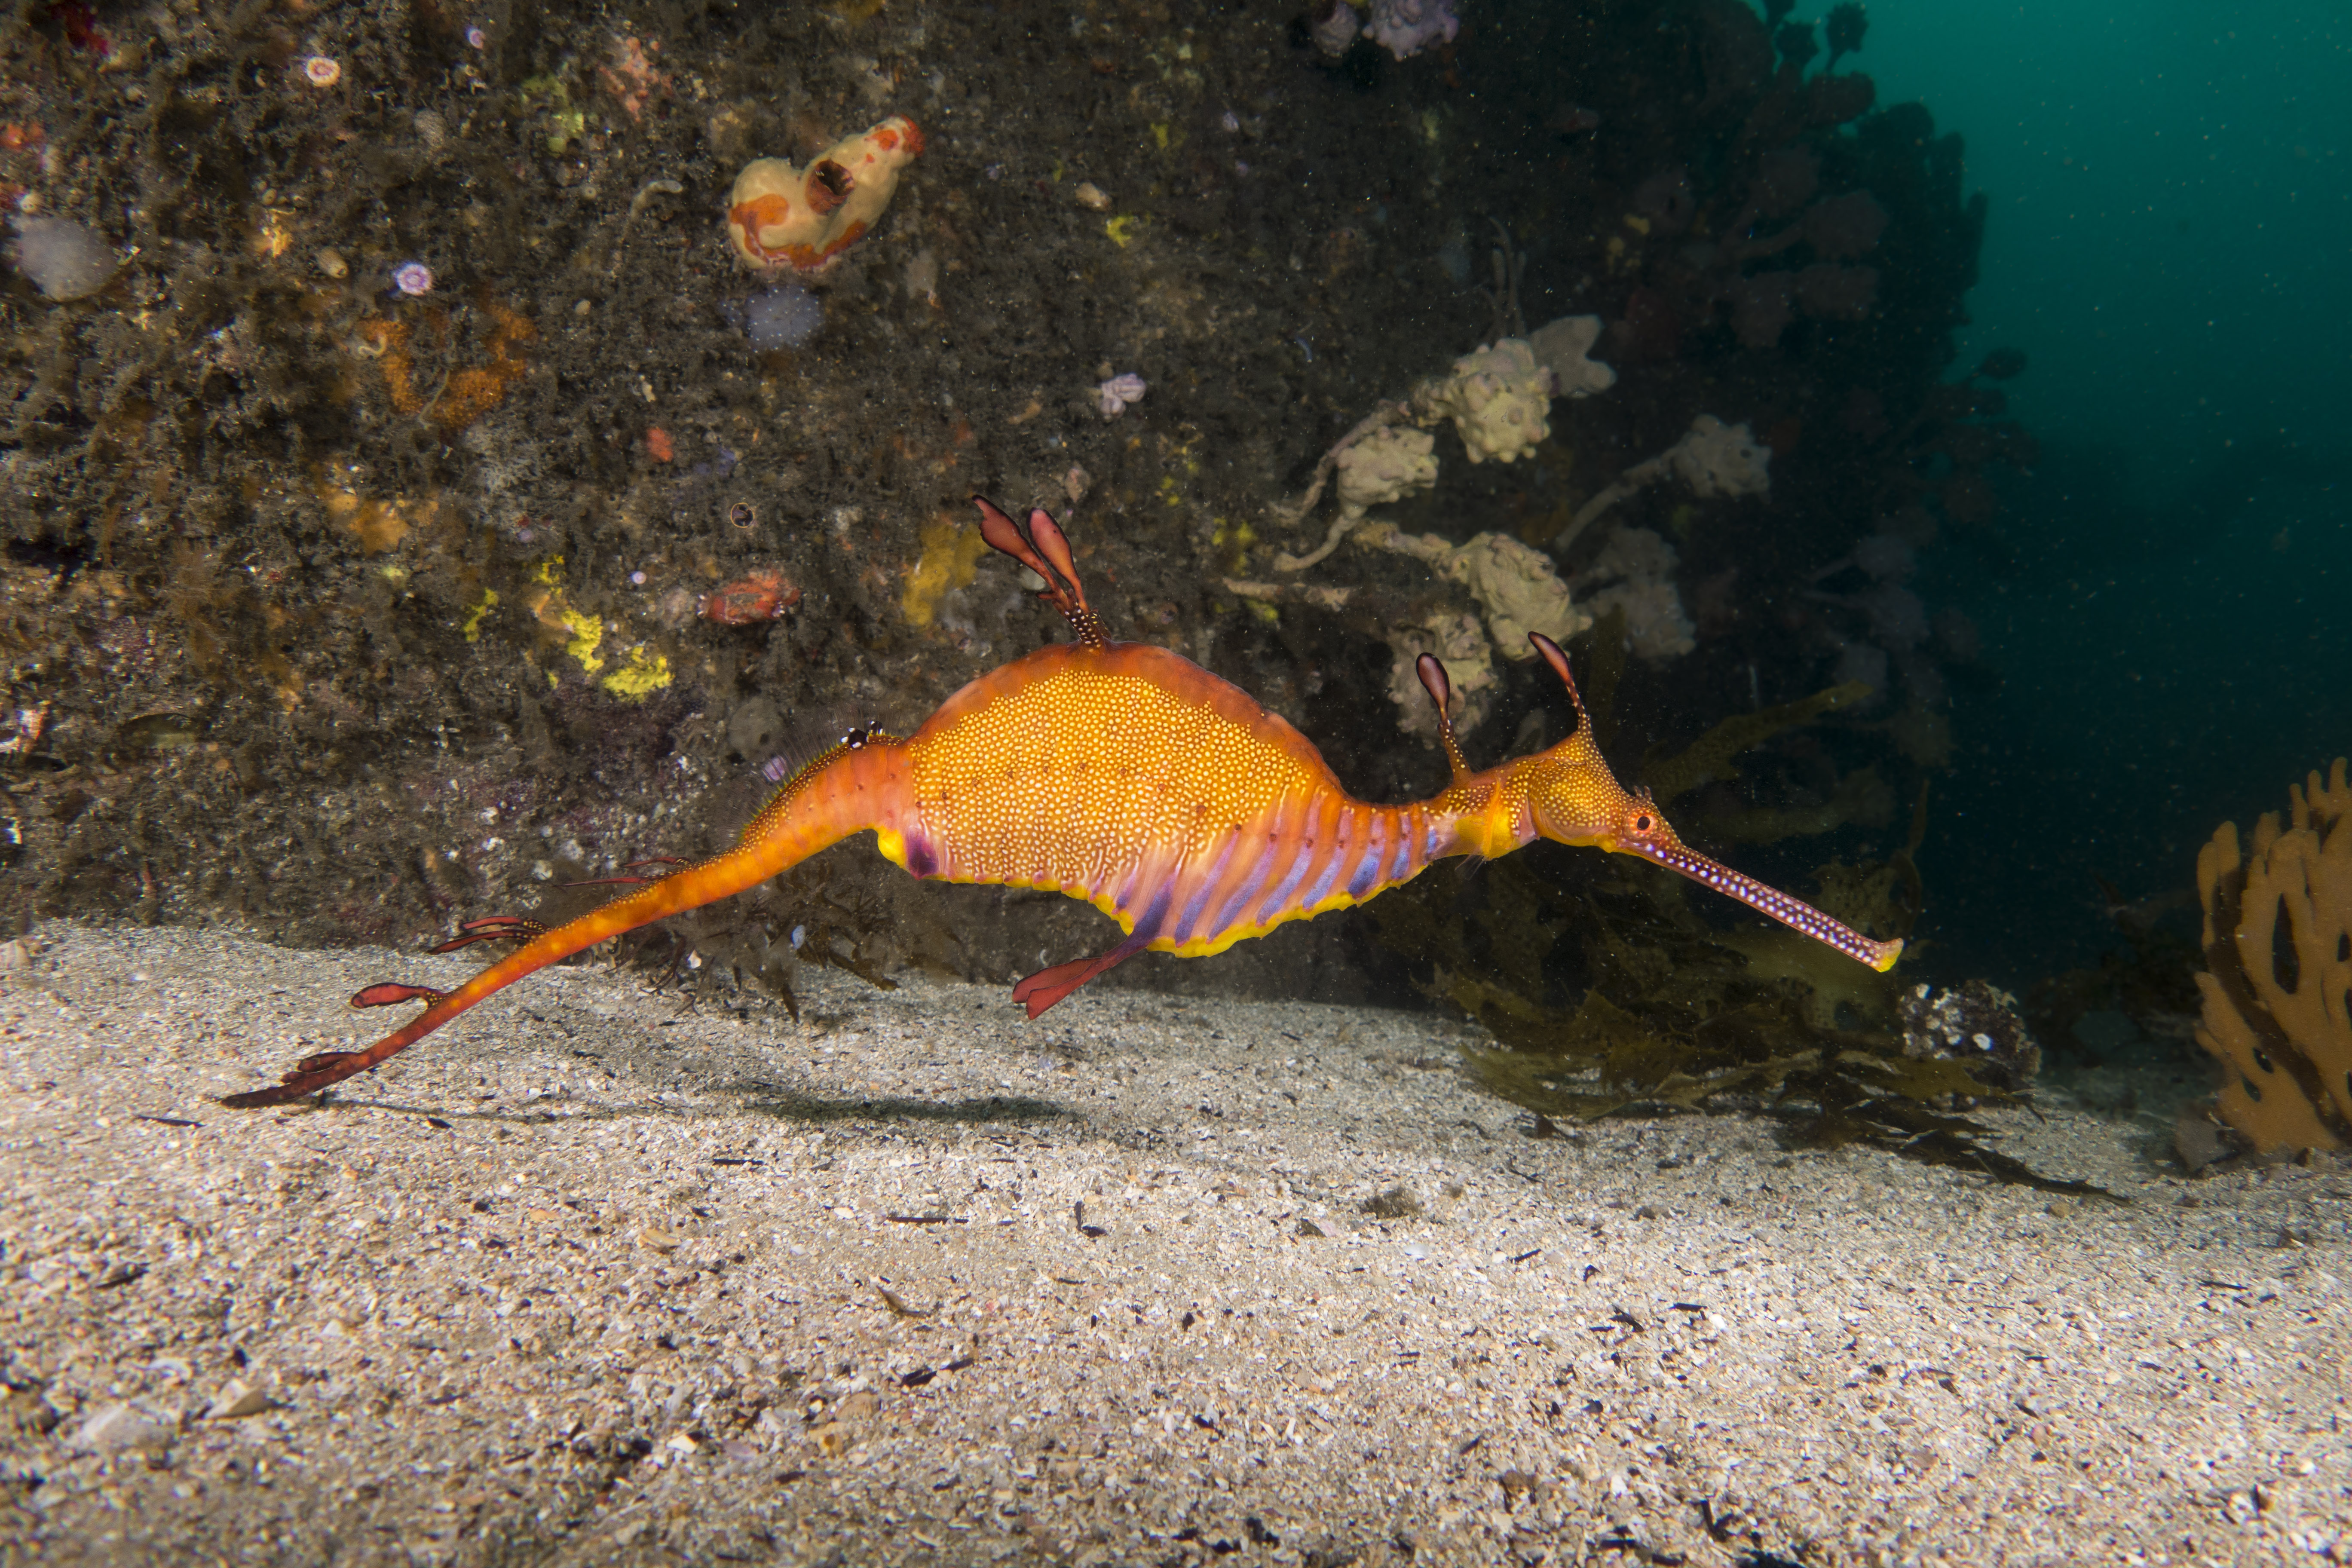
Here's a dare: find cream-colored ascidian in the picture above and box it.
[1333,426,1439,521]
[1666,413,1771,499]
[1367,526,1591,659]
[726,115,924,275]
[1556,410,1773,551]
[1363,524,1599,743]
[1526,313,1617,399]
[1420,338,1551,464]
[1386,610,1498,742]
[1580,526,1697,662]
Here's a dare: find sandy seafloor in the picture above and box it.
[0,923,2345,1568]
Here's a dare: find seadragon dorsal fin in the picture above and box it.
[974,495,1109,649]
[1414,653,1474,784]
[1528,632,1593,734]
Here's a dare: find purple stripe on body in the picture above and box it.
[1386,808,1417,883]
[1224,791,1303,933]
[1208,836,1281,941]
[1170,831,1242,948]
[1344,812,1387,899]
[1254,823,1316,928]
[1131,880,1176,943]
[1300,807,1356,908]
[903,832,939,879]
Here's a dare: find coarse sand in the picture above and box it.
[0,923,2346,1566]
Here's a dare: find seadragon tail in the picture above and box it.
[224,735,906,1107]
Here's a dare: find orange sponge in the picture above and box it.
[2195,757,2352,1153]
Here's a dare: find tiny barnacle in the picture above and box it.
[393,261,434,296]
[728,499,756,529]
[303,55,342,88]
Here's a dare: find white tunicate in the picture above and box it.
[1665,413,1771,499]
[745,283,824,350]
[1585,524,1680,587]
[1587,577,1696,663]
[1527,314,1617,399]
[1583,527,1695,661]
[1334,426,1438,521]
[6,214,117,301]
[1423,339,1550,464]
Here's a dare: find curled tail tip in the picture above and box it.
[221,1072,336,1110]
[222,1043,390,1109]
[222,1086,307,1110]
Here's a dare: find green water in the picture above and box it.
[1866,5,2349,975]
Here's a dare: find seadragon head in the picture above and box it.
[1445,632,1903,973]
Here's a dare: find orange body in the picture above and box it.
[223,501,1896,1108]
[883,641,1438,958]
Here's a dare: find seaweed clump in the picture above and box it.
[1373,679,2102,1194]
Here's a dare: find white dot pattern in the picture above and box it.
[902,662,1457,956]
[908,668,1315,926]
[1637,840,1902,971]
